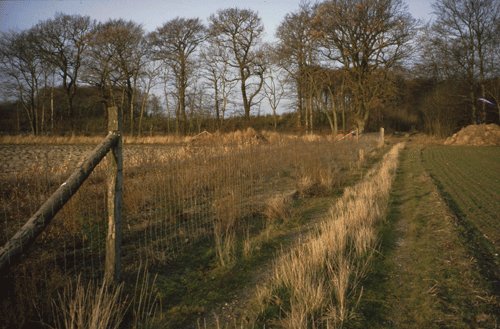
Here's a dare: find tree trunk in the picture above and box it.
[297,79,302,128]
[331,93,337,136]
[241,75,250,121]
[309,94,313,134]
[214,85,220,127]
[138,94,149,137]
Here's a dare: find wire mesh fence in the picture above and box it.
[0,131,382,326]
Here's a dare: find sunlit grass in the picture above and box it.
[257,143,404,328]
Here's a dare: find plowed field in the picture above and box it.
[423,146,500,248]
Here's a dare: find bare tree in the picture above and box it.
[275,1,318,127]
[313,0,416,132]
[413,23,465,136]
[0,30,43,135]
[307,66,340,134]
[108,20,147,136]
[149,17,206,135]
[200,39,238,129]
[82,19,147,135]
[209,8,266,121]
[264,47,289,130]
[34,13,95,130]
[81,25,119,111]
[138,59,162,137]
[432,0,500,124]
[187,78,211,133]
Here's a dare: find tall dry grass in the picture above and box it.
[262,193,296,224]
[257,143,404,328]
[53,276,126,329]
[0,128,377,146]
[0,128,293,145]
[130,263,162,329]
[52,263,161,329]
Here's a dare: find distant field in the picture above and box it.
[0,144,186,176]
[423,146,500,247]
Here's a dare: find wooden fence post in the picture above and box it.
[105,107,123,284]
[294,139,298,191]
[250,140,254,214]
[0,132,119,274]
[380,127,385,147]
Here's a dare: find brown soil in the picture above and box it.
[444,123,500,146]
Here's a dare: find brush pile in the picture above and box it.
[444,123,500,146]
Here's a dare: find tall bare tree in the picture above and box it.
[34,13,95,130]
[209,8,266,121]
[275,1,318,127]
[149,17,206,135]
[432,0,500,124]
[81,24,120,111]
[82,19,147,135]
[413,23,464,136]
[200,39,238,129]
[0,30,43,135]
[307,65,341,134]
[264,46,289,130]
[138,59,162,137]
[313,0,416,132]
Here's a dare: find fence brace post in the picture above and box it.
[106,107,123,284]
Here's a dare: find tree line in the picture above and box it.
[1,0,499,137]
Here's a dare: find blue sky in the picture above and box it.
[0,0,434,42]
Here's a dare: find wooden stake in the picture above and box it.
[105,107,123,284]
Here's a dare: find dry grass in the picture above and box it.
[0,129,349,146]
[297,159,346,196]
[0,134,108,145]
[0,128,281,145]
[262,193,296,224]
[51,263,161,329]
[53,276,126,329]
[243,226,259,260]
[257,143,404,328]
[0,131,384,328]
[130,264,162,329]
[214,226,236,267]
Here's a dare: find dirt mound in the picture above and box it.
[444,123,500,146]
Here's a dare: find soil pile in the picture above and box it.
[444,123,500,146]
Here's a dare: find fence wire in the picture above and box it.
[0,132,382,325]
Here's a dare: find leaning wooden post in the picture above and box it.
[105,107,123,284]
[0,131,119,274]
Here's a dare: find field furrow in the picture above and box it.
[423,146,500,246]
[424,148,500,209]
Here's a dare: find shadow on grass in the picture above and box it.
[351,169,404,327]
